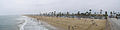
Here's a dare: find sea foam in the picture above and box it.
[17,16,55,30]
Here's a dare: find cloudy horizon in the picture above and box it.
[0,0,120,15]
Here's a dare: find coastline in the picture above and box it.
[17,16,56,30]
[27,15,106,30]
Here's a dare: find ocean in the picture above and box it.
[0,15,19,30]
[0,15,56,30]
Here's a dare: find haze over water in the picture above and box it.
[0,15,55,30]
[0,15,19,30]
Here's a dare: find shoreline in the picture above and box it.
[17,16,28,30]
[17,16,56,30]
[27,15,106,30]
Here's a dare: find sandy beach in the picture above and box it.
[27,16,106,30]
[17,16,57,30]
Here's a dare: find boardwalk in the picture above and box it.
[107,18,120,30]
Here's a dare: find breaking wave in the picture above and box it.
[16,16,56,30]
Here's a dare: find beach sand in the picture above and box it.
[27,16,106,30]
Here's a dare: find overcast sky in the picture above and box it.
[0,0,120,15]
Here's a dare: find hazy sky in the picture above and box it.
[0,0,120,15]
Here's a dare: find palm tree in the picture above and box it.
[113,11,116,16]
[100,9,103,14]
[72,13,74,16]
[66,12,69,17]
[72,13,75,18]
[56,12,61,17]
[89,9,92,14]
[94,12,97,16]
[94,12,96,14]
[110,11,113,16]
[89,9,92,16]
[105,11,108,19]
[105,11,108,15]
[59,12,62,16]
[53,11,56,16]
[85,11,89,16]
[51,12,54,16]
[77,11,80,15]
[61,13,64,16]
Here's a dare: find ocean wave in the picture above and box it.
[17,16,56,30]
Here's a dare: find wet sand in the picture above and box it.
[27,16,106,30]
[17,16,56,30]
